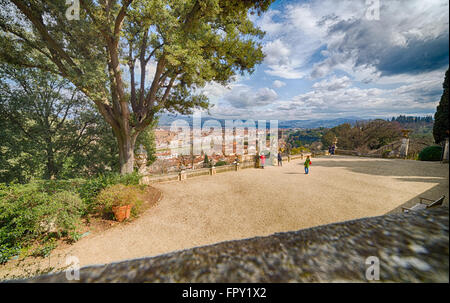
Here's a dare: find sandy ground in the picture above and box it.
[1,155,448,279]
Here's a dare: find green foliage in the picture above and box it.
[77,172,142,213]
[287,128,327,148]
[391,115,433,124]
[135,119,157,166]
[390,115,434,144]
[0,171,143,263]
[433,69,449,144]
[418,146,443,161]
[290,147,310,155]
[34,179,86,195]
[95,184,143,219]
[321,131,337,149]
[215,160,228,167]
[0,65,125,183]
[31,241,57,258]
[0,245,20,264]
[0,0,272,174]
[0,182,84,263]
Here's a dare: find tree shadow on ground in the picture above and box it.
[394,177,448,184]
[304,156,449,214]
[309,156,449,179]
[387,183,449,214]
[304,156,448,214]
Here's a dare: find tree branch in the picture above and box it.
[56,91,76,129]
[114,0,133,37]
[11,0,82,74]
[128,42,137,112]
[138,29,149,110]
[0,23,54,62]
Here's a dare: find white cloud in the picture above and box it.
[199,81,232,103]
[259,10,283,36]
[173,1,448,121]
[263,39,291,66]
[312,76,351,91]
[285,75,442,119]
[272,80,286,88]
[256,0,448,83]
[225,85,278,109]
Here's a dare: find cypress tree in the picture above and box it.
[433,69,449,143]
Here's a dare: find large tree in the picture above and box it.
[321,120,402,151]
[0,0,272,174]
[0,65,113,182]
[433,68,449,144]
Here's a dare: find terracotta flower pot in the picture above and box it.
[112,205,132,222]
[125,204,132,219]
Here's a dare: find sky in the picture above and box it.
[196,0,449,121]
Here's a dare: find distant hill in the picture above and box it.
[278,118,362,129]
[156,114,363,129]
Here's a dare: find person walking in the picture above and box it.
[304,156,311,174]
[277,151,282,166]
[260,153,266,169]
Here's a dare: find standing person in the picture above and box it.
[331,144,335,155]
[304,156,311,174]
[277,151,282,166]
[260,153,266,169]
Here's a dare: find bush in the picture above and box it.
[418,146,443,161]
[0,172,143,263]
[95,184,143,219]
[0,245,21,264]
[0,182,84,263]
[49,191,85,232]
[34,179,86,195]
[214,160,228,167]
[77,172,141,213]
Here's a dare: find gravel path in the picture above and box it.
[2,156,448,277]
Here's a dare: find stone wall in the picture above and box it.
[140,153,314,185]
[21,206,449,283]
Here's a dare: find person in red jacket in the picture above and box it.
[260,153,266,169]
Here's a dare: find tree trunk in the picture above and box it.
[44,137,58,179]
[45,150,57,179]
[116,129,137,175]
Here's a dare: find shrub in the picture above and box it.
[48,191,85,233]
[77,172,142,213]
[0,173,143,263]
[0,183,84,263]
[31,241,57,258]
[95,184,143,219]
[214,160,228,167]
[0,245,21,264]
[418,146,443,161]
[34,179,86,195]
